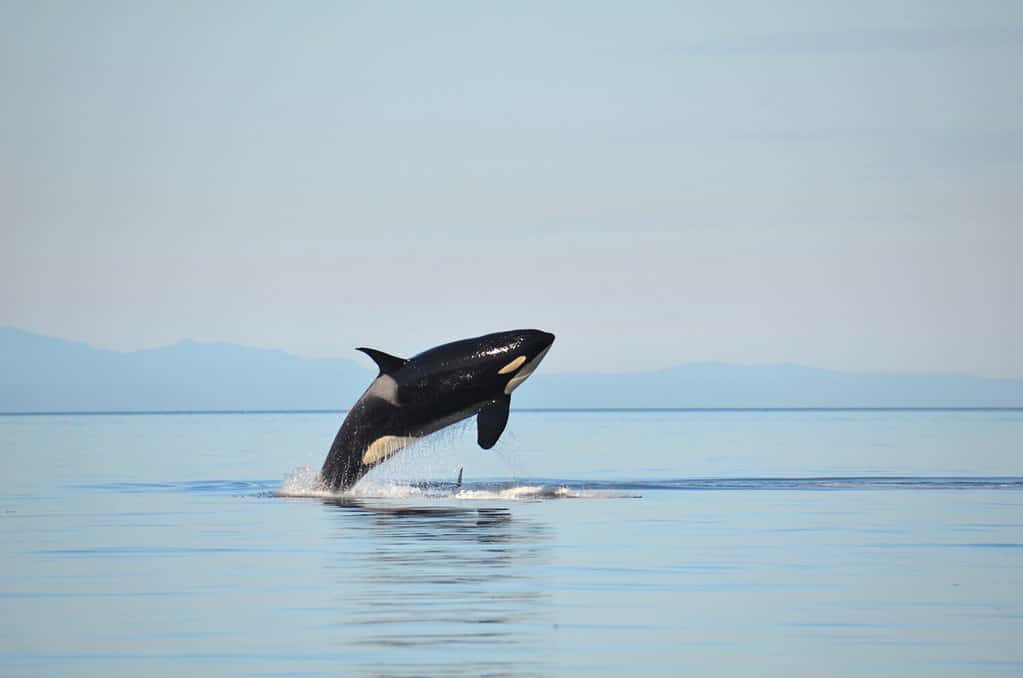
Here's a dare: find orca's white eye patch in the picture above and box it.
[503,345,552,395]
[498,355,527,375]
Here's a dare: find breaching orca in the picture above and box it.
[320,329,555,491]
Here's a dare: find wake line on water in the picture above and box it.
[272,468,1023,500]
[76,473,1023,499]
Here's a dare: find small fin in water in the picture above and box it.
[456,467,463,488]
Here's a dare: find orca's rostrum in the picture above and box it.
[321,329,555,491]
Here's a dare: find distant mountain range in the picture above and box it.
[1,327,1021,412]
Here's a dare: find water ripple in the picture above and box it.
[71,475,1023,499]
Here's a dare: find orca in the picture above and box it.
[320,329,555,491]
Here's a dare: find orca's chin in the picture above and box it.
[505,344,552,394]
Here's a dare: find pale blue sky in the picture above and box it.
[2,1,1021,375]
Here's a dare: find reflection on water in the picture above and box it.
[322,500,552,677]
[4,411,1023,677]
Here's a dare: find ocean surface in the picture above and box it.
[2,409,1022,677]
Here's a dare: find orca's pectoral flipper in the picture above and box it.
[477,396,511,449]
[356,347,407,376]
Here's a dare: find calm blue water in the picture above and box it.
[2,410,1022,676]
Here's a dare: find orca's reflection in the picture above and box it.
[321,499,552,677]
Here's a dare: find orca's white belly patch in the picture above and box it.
[362,435,418,465]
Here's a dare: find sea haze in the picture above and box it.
[2,409,1022,677]
[2,327,1022,411]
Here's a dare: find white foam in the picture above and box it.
[346,481,426,499]
[454,485,549,500]
[452,484,621,500]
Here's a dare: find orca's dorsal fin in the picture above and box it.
[356,347,407,376]
[456,467,463,488]
[477,395,511,449]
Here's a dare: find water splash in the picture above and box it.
[274,466,333,498]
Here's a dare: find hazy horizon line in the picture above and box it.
[3,324,1021,382]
